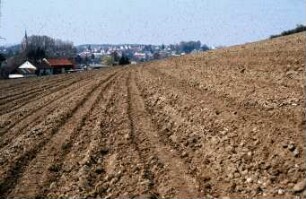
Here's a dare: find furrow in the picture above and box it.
[0,71,118,197]
[146,67,303,137]
[0,75,86,115]
[126,70,201,198]
[126,72,157,196]
[0,74,70,92]
[0,76,75,101]
[0,74,93,139]
[135,66,305,197]
[47,74,119,197]
[148,67,302,123]
[91,72,156,198]
[9,71,119,198]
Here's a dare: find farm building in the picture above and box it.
[46,58,74,74]
[36,58,53,76]
[9,61,37,79]
[6,58,76,79]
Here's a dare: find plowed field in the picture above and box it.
[0,33,305,199]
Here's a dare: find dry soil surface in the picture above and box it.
[0,33,305,199]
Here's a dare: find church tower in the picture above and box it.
[21,30,29,52]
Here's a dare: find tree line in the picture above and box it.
[22,35,76,61]
[270,24,306,39]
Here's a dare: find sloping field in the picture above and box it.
[0,33,305,198]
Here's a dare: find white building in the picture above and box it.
[9,61,37,79]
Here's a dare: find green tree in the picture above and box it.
[91,53,95,60]
[112,51,120,62]
[161,44,165,50]
[119,53,130,65]
[101,55,114,66]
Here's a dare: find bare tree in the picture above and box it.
[21,35,76,58]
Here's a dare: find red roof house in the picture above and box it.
[46,58,74,74]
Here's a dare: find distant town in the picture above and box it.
[75,41,211,64]
[0,32,215,79]
[1,24,305,80]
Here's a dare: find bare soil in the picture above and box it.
[0,33,305,198]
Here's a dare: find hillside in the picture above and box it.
[0,32,305,198]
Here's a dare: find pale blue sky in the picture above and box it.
[0,0,305,46]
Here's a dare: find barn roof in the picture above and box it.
[47,58,73,66]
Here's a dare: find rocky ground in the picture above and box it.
[0,33,305,198]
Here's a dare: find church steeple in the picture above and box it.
[21,29,29,52]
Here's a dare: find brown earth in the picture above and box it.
[0,33,305,199]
